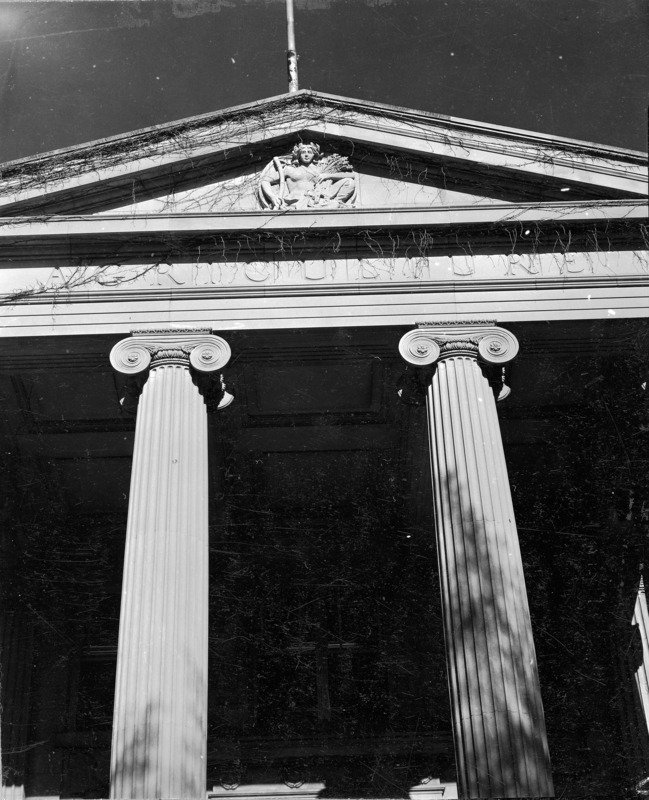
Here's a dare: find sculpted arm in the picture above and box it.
[260,161,283,209]
[316,171,353,182]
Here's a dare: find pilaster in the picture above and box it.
[399,322,553,799]
[109,328,231,800]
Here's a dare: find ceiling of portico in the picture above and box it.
[0,320,644,523]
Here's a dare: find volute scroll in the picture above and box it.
[477,328,519,364]
[189,338,232,373]
[110,330,231,375]
[398,330,441,366]
[110,341,152,375]
[399,323,519,367]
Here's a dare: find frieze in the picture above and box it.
[1,250,646,302]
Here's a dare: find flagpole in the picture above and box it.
[286,0,299,92]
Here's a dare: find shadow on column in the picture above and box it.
[443,462,553,798]
[110,645,206,799]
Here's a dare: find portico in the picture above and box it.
[1,91,648,800]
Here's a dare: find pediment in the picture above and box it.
[0,91,645,217]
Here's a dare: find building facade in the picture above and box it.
[0,91,648,800]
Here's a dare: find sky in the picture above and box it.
[0,0,646,164]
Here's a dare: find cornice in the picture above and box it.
[0,200,643,243]
[317,117,646,184]
[1,90,643,177]
[298,92,647,160]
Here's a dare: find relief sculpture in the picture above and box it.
[259,142,357,210]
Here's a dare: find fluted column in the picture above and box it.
[632,576,649,736]
[0,612,33,800]
[399,322,553,800]
[109,328,231,800]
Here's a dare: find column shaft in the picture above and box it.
[110,364,208,799]
[0,611,33,799]
[428,354,552,799]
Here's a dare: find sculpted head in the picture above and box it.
[292,142,321,165]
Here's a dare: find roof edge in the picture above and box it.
[301,91,648,160]
[0,90,645,179]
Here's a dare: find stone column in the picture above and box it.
[399,322,553,800]
[109,328,231,800]
[0,612,33,800]
[632,576,649,736]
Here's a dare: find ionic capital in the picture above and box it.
[110,328,231,375]
[399,321,519,367]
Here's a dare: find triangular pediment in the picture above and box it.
[0,91,645,217]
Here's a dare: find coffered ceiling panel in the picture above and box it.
[14,372,121,422]
[242,362,383,418]
[58,457,131,513]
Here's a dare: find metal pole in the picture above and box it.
[286,0,299,92]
